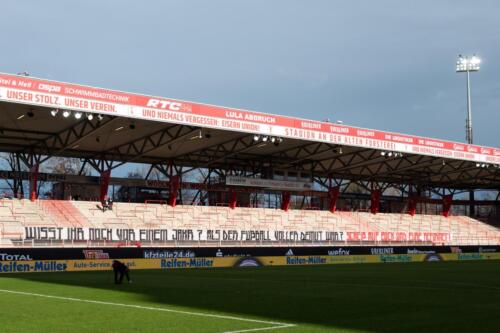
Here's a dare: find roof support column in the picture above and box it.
[469,190,475,217]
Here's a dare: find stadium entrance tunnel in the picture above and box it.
[1,262,500,333]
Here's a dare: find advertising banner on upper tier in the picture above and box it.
[225,176,313,191]
[0,73,499,164]
[0,252,499,273]
[0,245,498,261]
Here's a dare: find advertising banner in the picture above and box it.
[2,246,497,261]
[0,73,499,164]
[19,226,452,244]
[225,176,313,191]
[1,252,499,274]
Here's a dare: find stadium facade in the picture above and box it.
[0,72,499,272]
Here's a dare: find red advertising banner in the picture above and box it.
[328,187,340,213]
[370,189,382,214]
[168,175,180,207]
[228,190,237,209]
[442,195,453,218]
[29,164,39,202]
[281,191,291,211]
[1,73,499,165]
[99,170,111,202]
[408,197,417,216]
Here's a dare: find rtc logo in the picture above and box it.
[146,98,185,111]
[38,83,61,93]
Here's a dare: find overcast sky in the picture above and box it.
[2,0,499,147]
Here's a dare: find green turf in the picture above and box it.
[0,261,499,333]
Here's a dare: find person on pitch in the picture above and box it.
[112,260,132,284]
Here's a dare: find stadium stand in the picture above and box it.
[1,199,499,247]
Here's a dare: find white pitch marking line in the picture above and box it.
[224,324,296,333]
[0,289,296,333]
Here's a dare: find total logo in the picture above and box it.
[38,83,61,93]
[0,253,33,261]
[146,98,185,111]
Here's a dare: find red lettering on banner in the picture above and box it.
[90,101,115,112]
[7,90,33,101]
[143,109,156,118]
[156,110,184,122]
[185,115,218,126]
[242,123,260,131]
[329,134,342,143]
[34,94,59,105]
[222,120,241,129]
[64,98,88,109]
[344,136,364,146]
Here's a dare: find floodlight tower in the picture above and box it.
[456,54,481,144]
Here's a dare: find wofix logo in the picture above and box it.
[146,98,184,111]
[327,248,350,256]
[82,250,110,259]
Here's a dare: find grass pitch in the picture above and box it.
[0,261,499,333]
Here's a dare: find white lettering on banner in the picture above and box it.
[357,130,375,137]
[146,98,183,111]
[225,111,276,124]
[38,83,61,93]
[391,135,413,143]
[301,121,322,129]
[329,126,349,134]
[64,87,130,103]
[0,253,33,261]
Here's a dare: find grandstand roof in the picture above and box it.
[0,72,499,190]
